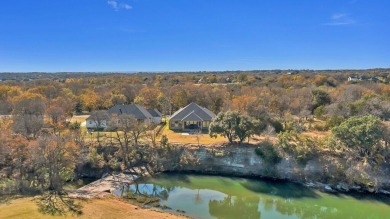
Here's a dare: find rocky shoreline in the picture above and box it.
[68,173,136,199]
[76,144,390,198]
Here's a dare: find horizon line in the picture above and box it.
[1,67,390,74]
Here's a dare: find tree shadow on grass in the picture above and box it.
[36,191,83,216]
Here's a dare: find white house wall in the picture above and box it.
[86,119,108,129]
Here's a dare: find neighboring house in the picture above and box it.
[86,104,162,130]
[147,109,162,124]
[287,71,298,75]
[348,76,361,82]
[367,77,379,82]
[108,104,155,124]
[169,102,216,131]
[348,76,382,83]
[86,110,110,130]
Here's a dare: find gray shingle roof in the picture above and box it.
[147,109,162,117]
[169,102,216,121]
[86,110,110,121]
[108,104,153,120]
[181,111,204,121]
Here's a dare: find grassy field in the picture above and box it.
[157,122,228,145]
[69,115,333,146]
[0,197,186,219]
[69,115,228,146]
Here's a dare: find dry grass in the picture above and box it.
[157,122,279,145]
[158,125,228,145]
[301,131,331,138]
[69,116,279,146]
[0,197,186,219]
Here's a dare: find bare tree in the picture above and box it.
[109,114,154,167]
[13,114,44,139]
[12,93,46,139]
[31,134,78,191]
[47,105,66,133]
[88,110,109,145]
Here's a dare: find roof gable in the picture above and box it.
[181,111,203,121]
[170,102,216,121]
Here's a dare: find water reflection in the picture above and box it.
[194,189,203,205]
[240,180,319,199]
[117,174,390,219]
[209,196,261,219]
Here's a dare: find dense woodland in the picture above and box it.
[1,69,390,199]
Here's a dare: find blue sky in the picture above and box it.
[0,0,389,72]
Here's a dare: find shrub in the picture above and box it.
[270,120,283,133]
[255,141,281,164]
[325,116,344,129]
[313,105,325,118]
[160,134,169,147]
[67,121,80,130]
[0,178,16,195]
[277,131,320,165]
[313,124,327,131]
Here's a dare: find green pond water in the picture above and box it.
[118,174,390,219]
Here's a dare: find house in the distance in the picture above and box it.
[86,110,110,130]
[147,109,163,124]
[348,76,361,82]
[169,102,216,131]
[86,104,162,130]
[108,104,155,124]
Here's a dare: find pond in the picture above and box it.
[116,173,390,219]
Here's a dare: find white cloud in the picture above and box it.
[107,0,132,11]
[107,0,118,10]
[121,4,132,10]
[324,13,356,26]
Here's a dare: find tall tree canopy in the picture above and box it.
[209,111,264,144]
[332,115,384,157]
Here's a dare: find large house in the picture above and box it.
[86,104,162,130]
[169,102,216,131]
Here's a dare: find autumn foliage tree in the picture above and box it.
[12,93,46,139]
